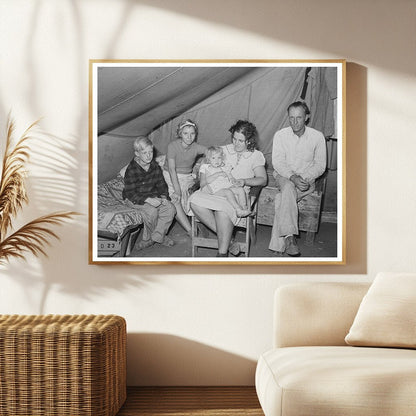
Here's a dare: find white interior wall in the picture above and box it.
[0,0,415,385]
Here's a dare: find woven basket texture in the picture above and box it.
[0,314,126,416]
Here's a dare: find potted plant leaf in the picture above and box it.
[0,117,78,264]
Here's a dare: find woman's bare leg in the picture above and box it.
[173,201,192,234]
[215,211,234,255]
[214,188,250,217]
[215,188,242,210]
[190,203,217,232]
[229,187,251,217]
[191,204,235,256]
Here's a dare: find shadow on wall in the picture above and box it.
[0,3,163,311]
[0,1,90,302]
[0,261,156,314]
[0,1,369,295]
[28,1,87,212]
[345,63,367,275]
[135,0,413,76]
[127,333,257,386]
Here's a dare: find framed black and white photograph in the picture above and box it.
[89,60,345,265]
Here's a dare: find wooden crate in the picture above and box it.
[257,186,323,233]
[0,315,126,416]
[298,191,322,233]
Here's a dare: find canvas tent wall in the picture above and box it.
[97,65,337,184]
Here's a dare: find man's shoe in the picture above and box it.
[285,235,300,257]
[271,250,285,257]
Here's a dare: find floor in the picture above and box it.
[127,221,338,259]
[116,386,263,416]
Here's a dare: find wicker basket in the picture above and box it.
[0,314,126,416]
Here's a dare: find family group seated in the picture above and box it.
[121,101,326,257]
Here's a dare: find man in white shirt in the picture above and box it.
[269,101,326,256]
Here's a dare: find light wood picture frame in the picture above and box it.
[89,60,345,265]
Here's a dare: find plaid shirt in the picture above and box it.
[122,159,169,205]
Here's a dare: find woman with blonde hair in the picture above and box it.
[163,119,206,235]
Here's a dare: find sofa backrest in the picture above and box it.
[273,282,370,348]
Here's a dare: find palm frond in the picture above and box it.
[0,211,79,265]
[0,117,38,238]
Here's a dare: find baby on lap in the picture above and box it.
[199,146,251,217]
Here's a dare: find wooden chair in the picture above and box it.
[190,186,263,257]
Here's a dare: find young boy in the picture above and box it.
[122,137,176,249]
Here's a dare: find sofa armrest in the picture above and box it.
[273,282,370,348]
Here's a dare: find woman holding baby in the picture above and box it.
[189,120,267,257]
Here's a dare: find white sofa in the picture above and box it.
[255,281,416,416]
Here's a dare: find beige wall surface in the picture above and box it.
[0,0,415,385]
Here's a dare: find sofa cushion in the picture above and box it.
[274,282,370,348]
[345,272,416,348]
[256,346,416,416]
